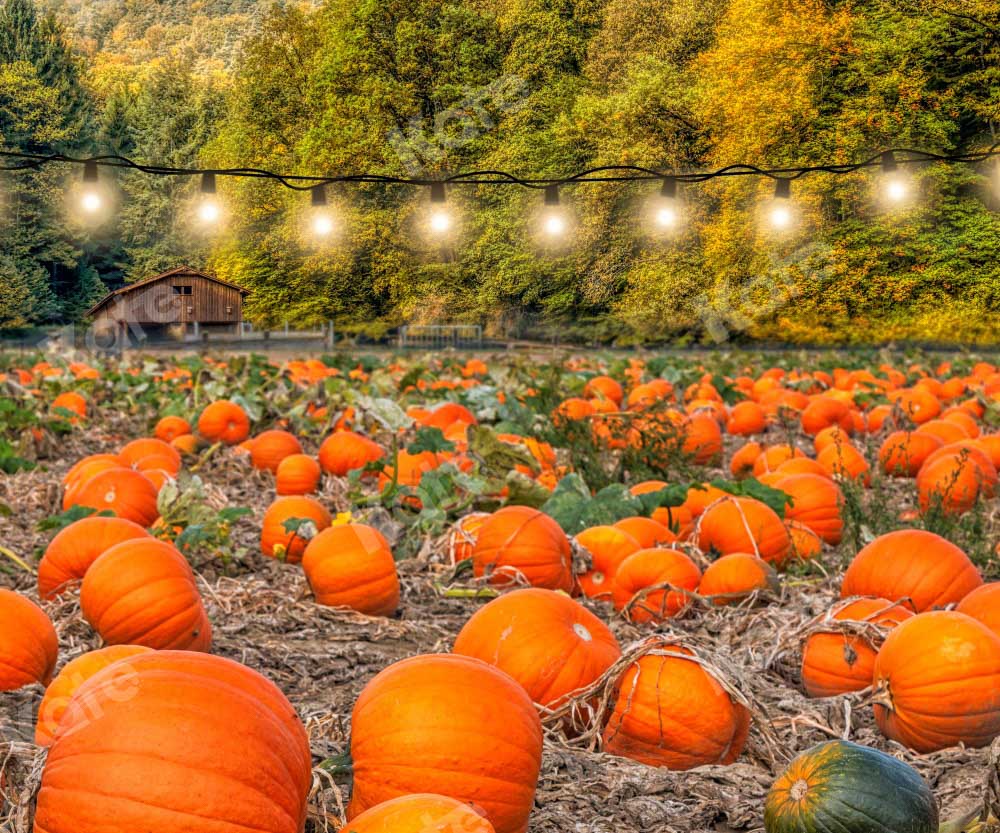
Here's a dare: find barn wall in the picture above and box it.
[91,273,243,325]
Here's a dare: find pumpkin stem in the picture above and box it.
[937,806,985,833]
[317,752,354,775]
[870,678,894,711]
[0,545,34,574]
[789,778,809,801]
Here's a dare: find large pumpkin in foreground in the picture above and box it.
[872,611,1000,753]
[840,529,982,611]
[471,506,573,592]
[453,588,621,708]
[348,653,543,833]
[0,589,58,691]
[34,651,312,833]
[764,740,937,833]
[601,646,749,770]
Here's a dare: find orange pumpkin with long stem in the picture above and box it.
[348,654,543,833]
[0,589,58,691]
[453,588,621,707]
[302,523,400,616]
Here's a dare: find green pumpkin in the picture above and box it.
[764,740,938,833]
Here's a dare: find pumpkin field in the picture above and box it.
[1,348,1000,833]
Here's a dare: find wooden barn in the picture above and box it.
[87,266,248,344]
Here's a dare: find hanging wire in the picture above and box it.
[1,144,999,191]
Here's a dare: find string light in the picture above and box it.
[881,151,909,205]
[654,178,680,230]
[541,185,567,237]
[197,172,221,225]
[310,185,335,238]
[427,182,452,235]
[769,178,794,230]
[80,161,103,215]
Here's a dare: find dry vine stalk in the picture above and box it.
[764,595,915,674]
[537,632,784,771]
[0,741,46,833]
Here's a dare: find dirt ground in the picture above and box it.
[1,424,998,833]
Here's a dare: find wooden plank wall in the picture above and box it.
[93,274,243,325]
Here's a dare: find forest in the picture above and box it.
[1,0,999,344]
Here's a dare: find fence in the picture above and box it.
[398,325,483,350]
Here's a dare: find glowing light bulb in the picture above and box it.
[80,191,102,214]
[198,199,221,224]
[429,209,452,234]
[655,205,678,228]
[544,212,566,236]
[312,212,334,237]
[770,204,792,228]
[885,178,907,203]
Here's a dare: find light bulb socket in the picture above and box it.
[774,178,791,199]
[430,182,447,204]
[881,151,898,173]
[660,178,677,199]
[311,185,327,207]
[82,160,99,184]
[544,185,560,206]
[200,172,217,195]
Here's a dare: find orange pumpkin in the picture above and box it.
[260,495,333,563]
[250,429,303,473]
[38,516,152,599]
[0,589,58,691]
[682,413,723,464]
[453,588,621,707]
[348,654,543,833]
[841,529,982,612]
[872,611,1000,752]
[51,391,87,420]
[878,431,943,477]
[800,397,851,436]
[62,453,120,491]
[776,474,844,545]
[917,452,993,515]
[153,415,191,443]
[319,430,385,476]
[697,553,778,605]
[340,795,495,833]
[730,441,763,478]
[753,445,805,476]
[118,437,181,474]
[602,645,750,769]
[583,375,623,405]
[611,548,701,623]
[697,496,792,567]
[816,441,870,485]
[726,401,766,436]
[575,525,641,598]
[80,539,212,651]
[66,467,160,527]
[956,582,1000,637]
[302,524,400,616]
[612,516,675,549]
[800,597,914,698]
[35,645,153,745]
[275,454,322,495]
[786,520,823,560]
[36,651,312,833]
[196,399,251,445]
[471,506,573,592]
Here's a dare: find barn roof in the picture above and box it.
[86,266,249,317]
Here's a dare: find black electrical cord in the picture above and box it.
[1,144,998,190]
